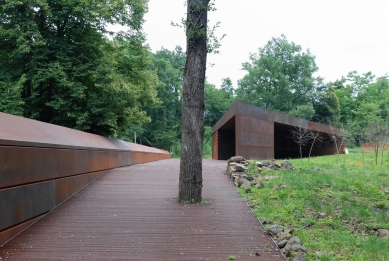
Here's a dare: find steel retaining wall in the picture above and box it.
[0,112,170,245]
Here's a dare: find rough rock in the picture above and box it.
[283,236,307,257]
[262,161,271,167]
[235,164,248,172]
[274,231,293,242]
[254,176,264,184]
[241,160,248,166]
[260,218,271,225]
[233,176,240,186]
[226,166,236,176]
[229,156,246,163]
[378,229,389,239]
[241,182,251,193]
[230,172,240,181]
[272,159,282,168]
[277,239,288,248]
[256,161,264,168]
[228,162,237,166]
[255,181,263,188]
[282,161,294,170]
[266,224,283,237]
[317,212,327,219]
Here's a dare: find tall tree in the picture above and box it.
[236,35,318,114]
[179,0,209,203]
[0,0,156,137]
[204,80,235,126]
[312,83,340,123]
[144,47,186,150]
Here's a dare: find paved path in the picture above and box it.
[1,159,284,260]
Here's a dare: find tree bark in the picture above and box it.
[178,0,209,203]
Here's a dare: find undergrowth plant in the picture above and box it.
[239,151,389,261]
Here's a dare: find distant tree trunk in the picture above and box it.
[179,0,209,203]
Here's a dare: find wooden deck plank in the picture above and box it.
[0,159,284,260]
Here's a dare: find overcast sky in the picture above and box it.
[143,0,389,88]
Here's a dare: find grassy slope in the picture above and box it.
[240,151,389,260]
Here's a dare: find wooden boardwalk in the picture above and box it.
[0,159,284,260]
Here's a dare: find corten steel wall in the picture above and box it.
[0,112,170,245]
[212,102,343,160]
[212,131,218,160]
[362,142,389,152]
[236,114,274,160]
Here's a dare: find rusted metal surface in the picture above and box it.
[0,112,170,245]
[212,131,218,160]
[212,102,236,133]
[212,101,343,160]
[0,215,43,246]
[0,181,55,231]
[362,142,389,152]
[236,115,274,160]
[0,112,168,154]
[0,159,284,261]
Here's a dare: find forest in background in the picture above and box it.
[1,1,388,157]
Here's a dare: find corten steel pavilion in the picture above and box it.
[212,102,343,160]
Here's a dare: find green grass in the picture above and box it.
[240,151,389,260]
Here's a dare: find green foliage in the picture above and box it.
[289,104,315,120]
[0,74,25,116]
[203,126,212,159]
[240,152,389,260]
[312,83,341,123]
[0,0,156,137]
[119,46,186,151]
[204,79,235,126]
[247,160,259,177]
[236,35,318,114]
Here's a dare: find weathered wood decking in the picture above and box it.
[1,159,284,260]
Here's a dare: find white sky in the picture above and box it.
[143,0,389,88]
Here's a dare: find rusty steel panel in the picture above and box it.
[0,159,284,261]
[236,101,271,121]
[212,102,236,133]
[0,181,55,231]
[307,121,341,135]
[0,147,158,189]
[54,173,92,206]
[0,112,169,155]
[0,215,42,246]
[236,115,274,135]
[235,115,274,160]
[362,142,389,152]
[212,131,218,160]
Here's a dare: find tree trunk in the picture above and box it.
[178,0,209,203]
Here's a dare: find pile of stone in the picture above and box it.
[226,156,294,193]
[265,224,307,261]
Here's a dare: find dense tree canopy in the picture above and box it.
[236,35,318,115]
[0,0,157,136]
[204,78,235,126]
